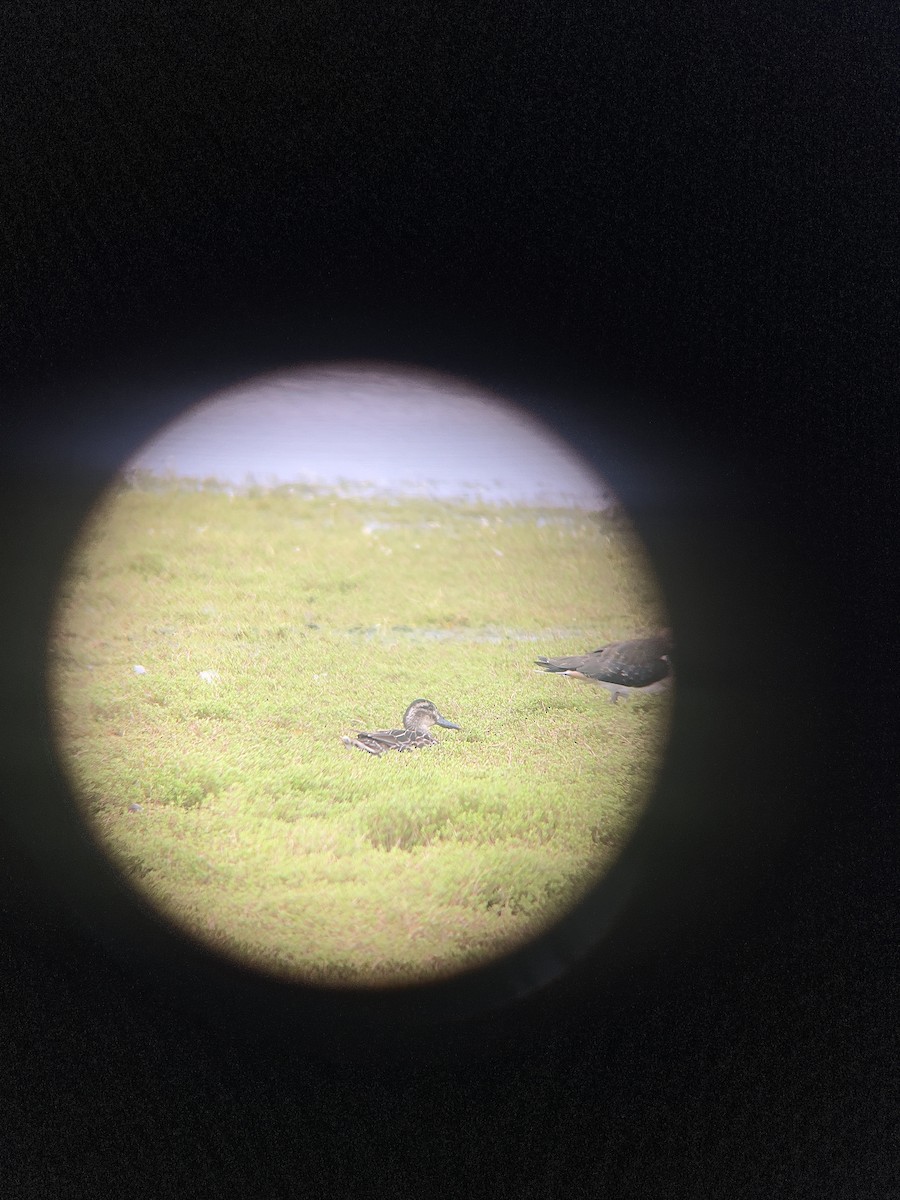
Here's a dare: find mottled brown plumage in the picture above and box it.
[341,699,461,755]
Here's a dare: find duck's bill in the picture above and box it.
[436,717,461,729]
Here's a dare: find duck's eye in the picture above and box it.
[49,362,671,997]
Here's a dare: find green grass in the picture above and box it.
[50,479,671,986]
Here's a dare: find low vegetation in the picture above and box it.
[50,477,670,985]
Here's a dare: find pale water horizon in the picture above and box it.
[123,365,616,510]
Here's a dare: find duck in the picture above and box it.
[341,699,461,755]
[536,631,674,704]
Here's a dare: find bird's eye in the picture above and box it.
[48,361,672,1004]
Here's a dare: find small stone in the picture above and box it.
[133,664,147,675]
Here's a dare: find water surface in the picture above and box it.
[124,365,613,509]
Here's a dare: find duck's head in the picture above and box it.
[403,699,461,734]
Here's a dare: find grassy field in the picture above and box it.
[49,477,671,986]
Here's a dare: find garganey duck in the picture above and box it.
[341,699,461,755]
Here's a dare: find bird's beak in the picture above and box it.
[436,716,460,729]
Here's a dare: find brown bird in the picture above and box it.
[341,699,461,755]
[536,631,674,703]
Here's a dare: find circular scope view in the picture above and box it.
[49,364,672,986]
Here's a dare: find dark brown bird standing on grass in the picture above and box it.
[341,699,461,755]
[536,631,674,703]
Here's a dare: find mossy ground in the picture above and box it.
[50,478,670,985]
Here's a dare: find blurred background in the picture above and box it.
[0,4,893,1198]
[120,365,614,506]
